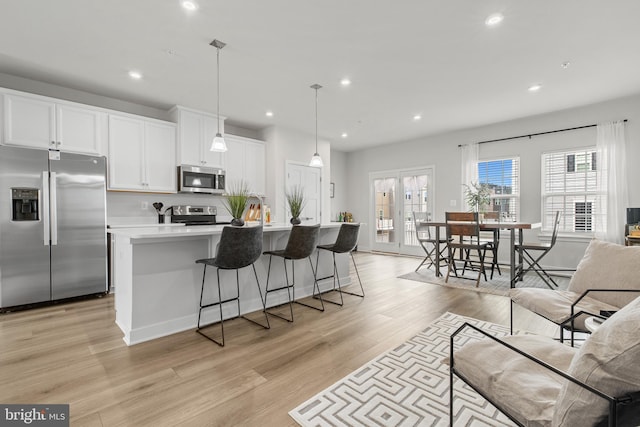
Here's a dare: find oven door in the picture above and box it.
[178,166,219,194]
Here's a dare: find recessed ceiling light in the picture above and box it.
[128,70,142,80]
[341,132,348,138]
[485,13,504,27]
[413,114,422,121]
[528,84,542,92]
[265,111,274,117]
[181,1,198,11]
[340,78,351,86]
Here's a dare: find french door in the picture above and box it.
[370,167,435,255]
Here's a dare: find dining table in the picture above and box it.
[420,220,540,286]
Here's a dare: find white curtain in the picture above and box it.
[460,143,479,211]
[595,121,628,244]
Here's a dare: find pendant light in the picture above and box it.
[210,39,227,152]
[309,83,324,168]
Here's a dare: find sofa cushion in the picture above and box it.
[510,288,618,330]
[455,334,577,427]
[568,239,640,308]
[552,296,640,426]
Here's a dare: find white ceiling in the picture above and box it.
[1,1,640,152]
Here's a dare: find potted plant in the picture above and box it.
[224,180,250,226]
[286,185,306,225]
[463,182,491,215]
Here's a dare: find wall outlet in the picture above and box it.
[141,201,148,210]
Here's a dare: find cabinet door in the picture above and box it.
[145,122,176,192]
[202,116,225,168]
[56,104,104,155]
[245,140,266,195]
[224,136,244,191]
[177,109,202,166]
[4,94,56,149]
[108,115,145,190]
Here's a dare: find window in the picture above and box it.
[542,148,603,234]
[477,157,520,221]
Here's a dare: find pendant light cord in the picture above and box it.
[315,87,318,153]
[217,46,221,134]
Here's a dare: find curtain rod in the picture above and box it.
[458,119,628,147]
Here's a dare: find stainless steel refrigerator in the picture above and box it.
[0,145,107,310]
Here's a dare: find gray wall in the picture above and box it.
[345,93,640,269]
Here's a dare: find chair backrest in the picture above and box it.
[445,211,480,241]
[214,225,263,269]
[549,211,561,246]
[284,224,321,259]
[483,211,499,221]
[331,223,360,253]
[412,211,433,241]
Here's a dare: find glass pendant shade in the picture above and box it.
[309,152,323,168]
[210,132,227,152]
[309,83,323,168]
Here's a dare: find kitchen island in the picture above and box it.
[109,223,347,345]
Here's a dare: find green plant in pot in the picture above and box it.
[463,182,490,214]
[286,185,306,225]
[224,180,250,226]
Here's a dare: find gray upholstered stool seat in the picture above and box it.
[315,223,364,306]
[195,225,269,346]
[263,224,323,322]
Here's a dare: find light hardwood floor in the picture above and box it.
[0,251,546,426]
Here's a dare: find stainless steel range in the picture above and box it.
[170,205,230,226]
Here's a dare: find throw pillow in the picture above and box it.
[552,296,640,426]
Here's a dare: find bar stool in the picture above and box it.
[315,223,364,306]
[263,224,323,322]
[195,225,269,346]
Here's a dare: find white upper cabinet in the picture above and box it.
[3,92,105,155]
[225,134,265,196]
[170,106,225,168]
[108,114,176,193]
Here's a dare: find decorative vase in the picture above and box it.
[231,218,245,226]
[290,217,301,225]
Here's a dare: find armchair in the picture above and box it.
[450,296,640,426]
[510,239,640,346]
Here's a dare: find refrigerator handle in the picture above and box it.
[50,172,58,246]
[42,171,50,246]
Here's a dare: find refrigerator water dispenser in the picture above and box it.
[11,188,39,221]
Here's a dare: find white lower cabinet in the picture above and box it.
[108,114,176,193]
[225,134,265,195]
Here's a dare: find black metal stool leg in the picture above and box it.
[196,267,225,347]
[294,256,325,311]
[263,255,296,322]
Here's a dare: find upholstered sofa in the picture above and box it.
[450,296,640,426]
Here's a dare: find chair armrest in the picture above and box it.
[569,289,640,324]
[450,322,616,404]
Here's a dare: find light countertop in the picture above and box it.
[108,222,344,240]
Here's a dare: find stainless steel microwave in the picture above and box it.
[178,165,225,194]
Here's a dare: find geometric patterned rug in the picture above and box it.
[289,312,516,426]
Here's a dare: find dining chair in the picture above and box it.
[445,212,490,286]
[479,210,501,279]
[412,211,449,275]
[195,225,270,346]
[512,211,560,288]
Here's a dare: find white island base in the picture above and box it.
[110,223,348,345]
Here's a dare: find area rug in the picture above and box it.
[398,267,570,296]
[289,312,515,426]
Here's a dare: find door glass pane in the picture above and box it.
[374,178,396,244]
[403,174,429,247]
